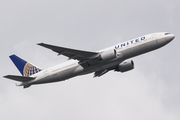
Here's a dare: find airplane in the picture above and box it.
[4,32,175,88]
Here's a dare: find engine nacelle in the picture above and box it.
[100,49,116,61]
[115,60,134,72]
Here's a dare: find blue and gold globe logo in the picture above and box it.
[23,63,41,77]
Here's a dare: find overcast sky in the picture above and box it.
[1,0,180,120]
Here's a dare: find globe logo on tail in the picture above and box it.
[23,63,41,77]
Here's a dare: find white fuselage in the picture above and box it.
[21,32,174,86]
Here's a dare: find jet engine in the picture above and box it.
[115,60,134,72]
[100,49,116,61]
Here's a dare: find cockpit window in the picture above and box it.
[165,33,170,35]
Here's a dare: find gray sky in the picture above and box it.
[1,0,180,120]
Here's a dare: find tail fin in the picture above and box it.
[9,54,42,77]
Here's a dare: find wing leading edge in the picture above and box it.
[38,43,99,61]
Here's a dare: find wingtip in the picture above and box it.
[37,43,44,45]
[3,75,8,78]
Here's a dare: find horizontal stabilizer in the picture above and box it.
[4,75,35,82]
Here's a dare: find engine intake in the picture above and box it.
[115,60,134,72]
[100,49,116,61]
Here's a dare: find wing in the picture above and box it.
[38,43,99,61]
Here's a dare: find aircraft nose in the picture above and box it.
[157,33,174,47]
[171,34,175,39]
[167,34,175,42]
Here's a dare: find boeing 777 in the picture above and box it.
[4,32,175,88]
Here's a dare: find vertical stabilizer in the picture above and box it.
[9,55,42,77]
